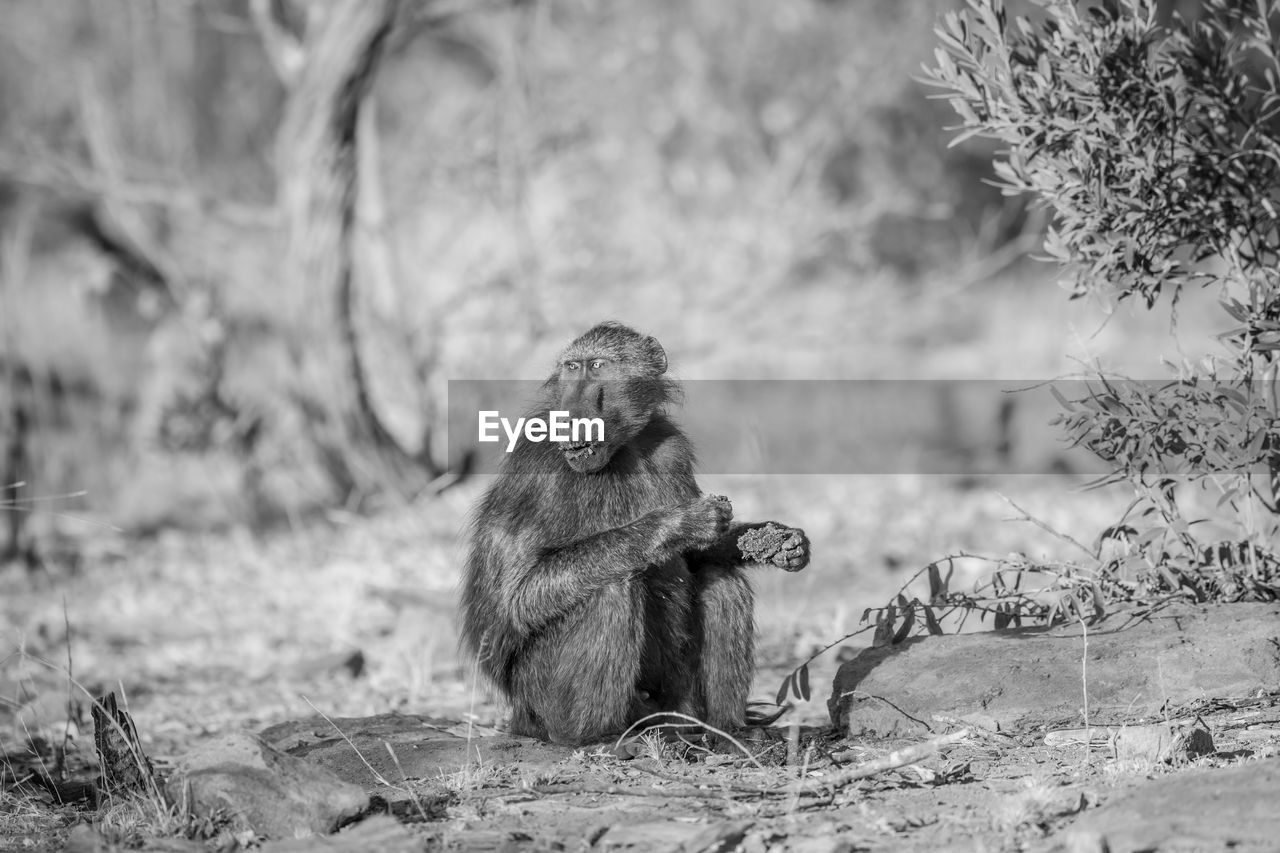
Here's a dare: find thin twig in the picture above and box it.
[1078,615,1091,774]
[61,598,74,765]
[530,782,733,801]
[630,762,775,796]
[835,691,935,737]
[3,490,89,504]
[786,728,971,794]
[615,713,766,772]
[300,695,391,787]
[0,153,279,228]
[299,696,442,823]
[248,0,304,83]
[998,493,1097,561]
[464,652,480,785]
[383,742,431,823]
[548,729,973,801]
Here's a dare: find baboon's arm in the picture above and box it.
[691,521,810,572]
[496,507,698,635]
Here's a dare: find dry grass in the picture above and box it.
[991,776,1075,836]
[437,755,505,795]
[0,786,78,847]
[2,473,1130,747]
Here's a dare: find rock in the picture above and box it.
[257,816,418,852]
[61,826,103,853]
[1058,830,1110,853]
[1043,721,1214,765]
[599,820,753,853]
[261,713,569,786]
[165,731,369,839]
[444,829,537,852]
[1054,757,1280,852]
[64,823,206,852]
[278,649,366,681]
[1112,721,1213,764]
[786,836,854,853]
[830,602,1280,737]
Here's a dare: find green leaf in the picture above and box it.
[928,562,944,601]
[1045,596,1062,627]
[797,664,811,702]
[775,674,792,707]
[924,604,944,636]
[1050,384,1077,412]
[1221,299,1249,322]
[873,607,897,648]
[1218,386,1248,406]
[893,605,917,645]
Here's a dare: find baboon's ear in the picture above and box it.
[644,336,668,375]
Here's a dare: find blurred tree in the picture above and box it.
[251,0,445,504]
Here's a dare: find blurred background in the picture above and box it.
[0,0,1234,740]
[0,0,1221,541]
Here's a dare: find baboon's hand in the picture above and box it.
[669,495,733,551]
[738,524,810,572]
[770,526,811,571]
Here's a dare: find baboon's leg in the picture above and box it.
[515,578,646,745]
[690,565,754,731]
[636,562,697,725]
[507,702,547,740]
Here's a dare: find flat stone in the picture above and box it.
[259,712,467,752]
[1043,721,1214,765]
[260,713,571,789]
[1050,757,1280,852]
[599,820,753,853]
[63,824,207,852]
[829,602,1280,737]
[165,731,368,839]
[785,837,856,853]
[257,816,418,852]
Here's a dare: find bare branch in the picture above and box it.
[788,728,971,793]
[530,782,733,801]
[250,0,305,84]
[74,64,186,300]
[0,152,279,229]
[998,493,1098,562]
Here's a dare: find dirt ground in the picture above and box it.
[247,699,1280,853]
[2,477,1277,852]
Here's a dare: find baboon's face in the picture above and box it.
[548,323,671,474]
[554,357,649,474]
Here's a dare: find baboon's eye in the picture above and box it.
[590,359,607,370]
[564,361,580,371]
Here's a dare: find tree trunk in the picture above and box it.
[263,0,434,504]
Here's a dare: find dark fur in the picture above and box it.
[460,322,809,745]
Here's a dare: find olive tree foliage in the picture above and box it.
[929,0,1280,601]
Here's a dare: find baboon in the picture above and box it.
[461,321,809,745]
